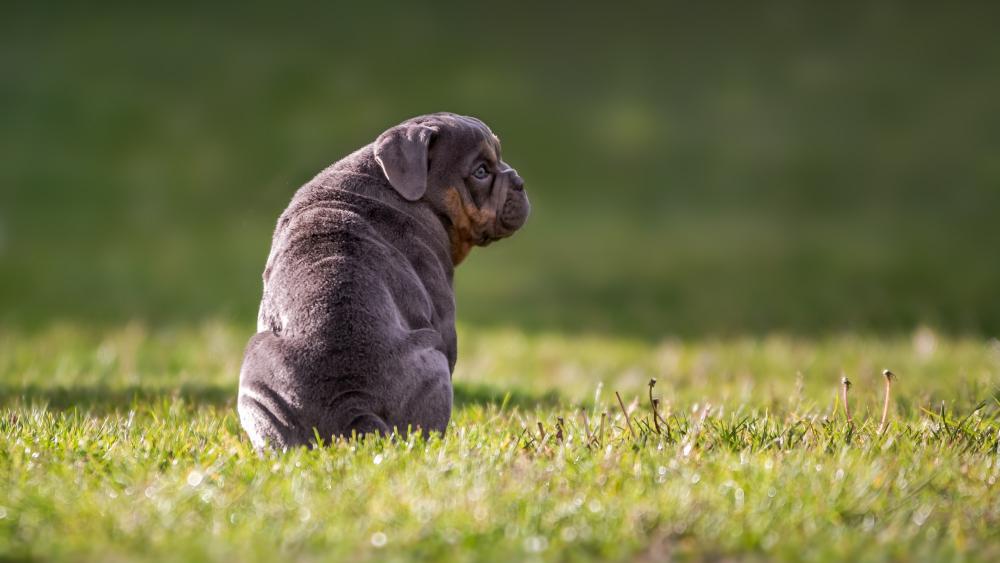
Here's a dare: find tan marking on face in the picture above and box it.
[443,187,498,265]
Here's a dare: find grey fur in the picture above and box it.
[237,113,529,450]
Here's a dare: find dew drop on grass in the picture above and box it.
[371,531,387,548]
[912,505,932,526]
[524,536,548,553]
[373,454,383,465]
[762,532,778,549]
[187,470,204,487]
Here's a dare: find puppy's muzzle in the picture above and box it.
[497,171,530,233]
[510,172,525,192]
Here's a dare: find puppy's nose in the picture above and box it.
[510,172,525,192]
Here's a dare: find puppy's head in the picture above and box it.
[374,113,530,264]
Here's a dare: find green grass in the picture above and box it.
[3,323,999,561]
[4,3,1000,335]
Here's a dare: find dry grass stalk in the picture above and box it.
[878,369,896,434]
[616,391,637,439]
[841,376,853,424]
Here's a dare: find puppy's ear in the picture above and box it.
[374,124,437,201]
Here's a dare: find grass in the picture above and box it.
[2,323,999,561]
[4,3,1000,336]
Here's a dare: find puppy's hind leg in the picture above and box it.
[237,331,310,450]
[344,413,391,440]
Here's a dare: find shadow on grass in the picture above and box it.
[0,382,564,413]
[452,382,563,410]
[0,383,235,413]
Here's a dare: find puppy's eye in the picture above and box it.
[472,165,490,180]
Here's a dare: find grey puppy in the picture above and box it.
[237,113,530,449]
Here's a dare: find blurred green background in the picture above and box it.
[2,2,999,337]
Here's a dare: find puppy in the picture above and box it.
[237,113,530,449]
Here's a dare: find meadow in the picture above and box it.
[2,324,999,561]
[3,3,1000,561]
